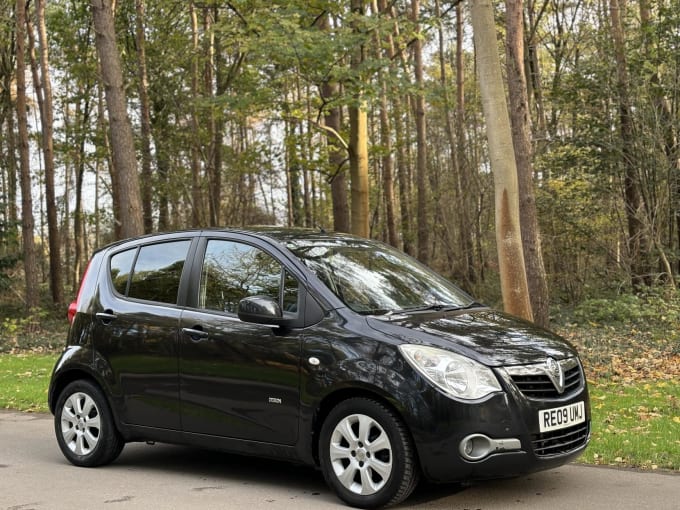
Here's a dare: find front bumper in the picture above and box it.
[405,370,591,483]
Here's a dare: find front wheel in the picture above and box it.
[54,380,124,467]
[319,398,420,509]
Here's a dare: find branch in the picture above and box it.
[308,119,349,151]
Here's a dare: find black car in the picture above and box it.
[49,228,590,508]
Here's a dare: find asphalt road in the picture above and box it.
[1,410,678,510]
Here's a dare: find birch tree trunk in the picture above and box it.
[470,0,533,321]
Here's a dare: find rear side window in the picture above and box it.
[110,240,191,305]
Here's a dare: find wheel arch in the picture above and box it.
[310,385,419,469]
[49,368,102,414]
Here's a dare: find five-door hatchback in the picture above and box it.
[49,228,590,508]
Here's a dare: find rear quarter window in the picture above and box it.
[110,249,136,295]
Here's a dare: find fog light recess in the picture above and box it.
[459,434,522,461]
[459,434,493,461]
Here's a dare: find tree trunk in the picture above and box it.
[609,0,651,288]
[212,6,225,227]
[135,0,153,233]
[96,57,120,239]
[435,0,473,285]
[639,0,679,283]
[16,0,40,309]
[3,69,18,227]
[349,0,370,238]
[321,79,350,233]
[455,3,477,285]
[349,103,370,238]
[92,0,144,239]
[470,0,533,321]
[73,97,90,289]
[33,0,64,306]
[381,0,413,253]
[285,117,304,226]
[411,0,429,263]
[505,0,549,326]
[526,0,548,143]
[372,0,397,247]
[189,3,202,228]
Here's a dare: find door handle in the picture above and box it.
[96,311,117,324]
[182,327,209,341]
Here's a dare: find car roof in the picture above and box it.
[92,226,364,254]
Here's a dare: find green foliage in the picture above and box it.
[0,217,20,291]
[0,306,68,353]
[570,292,680,334]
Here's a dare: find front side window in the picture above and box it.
[123,240,191,304]
[199,240,298,314]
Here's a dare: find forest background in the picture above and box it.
[4,0,680,318]
[0,0,679,471]
[0,0,680,334]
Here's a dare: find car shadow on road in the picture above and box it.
[106,442,471,508]
[113,442,328,489]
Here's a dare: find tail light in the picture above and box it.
[68,260,92,325]
[67,301,77,324]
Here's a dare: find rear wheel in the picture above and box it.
[319,398,419,508]
[54,380,124,467]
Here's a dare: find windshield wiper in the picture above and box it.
[384,301,487,316]
[460,300,487,310]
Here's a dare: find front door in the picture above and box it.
[179,238,302,445]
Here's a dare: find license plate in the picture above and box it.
[538,401,585,433]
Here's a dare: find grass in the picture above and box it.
[586,380,680,470]
[0,353,57,413]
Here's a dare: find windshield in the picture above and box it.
[286,238,474,315]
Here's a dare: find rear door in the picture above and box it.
[94,236,195,430]
[179,235,302,445]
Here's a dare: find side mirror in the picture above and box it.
[238,296,288,326]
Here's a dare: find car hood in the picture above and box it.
[367,309,577,367]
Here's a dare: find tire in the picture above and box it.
[54,380,124,467]
[319,398,420,509]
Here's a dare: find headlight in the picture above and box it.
[399,344,502,400]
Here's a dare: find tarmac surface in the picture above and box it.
[1,410,678,509]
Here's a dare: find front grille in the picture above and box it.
[511,365,582,398]
[532,422,590,457]
[505,358,583,399]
